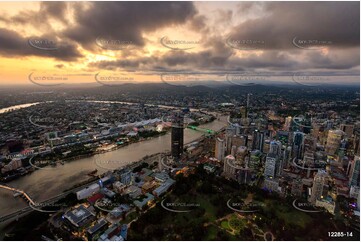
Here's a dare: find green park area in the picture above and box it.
[127,165,358,241]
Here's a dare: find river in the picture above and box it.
[0,103,227,217]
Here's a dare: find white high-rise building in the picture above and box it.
[215,138,225,161]
[223,155,237,178]
[310,170,328,204]
[284,116,292,131]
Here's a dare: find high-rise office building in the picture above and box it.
[283,146,292,169]
[292,132,305,159]
[264,153,278,178]
[171,114,184,158]
[269,140,283,157]
[252,130,265,151]
[225,125,236,154]
[310,170,328,204]
[231,145,237,156]
[223,155,237,179]
[325,130,343,155]
[291,178,303,197]
[303,134,316,153]
[215,137,225,161]
[249,150,262,170]
[340,124,354,138]
[284,116,292,131]
[349,157,360,187]
[354,132,360,156]
[237,168,252,185]
[235,146,248,166]
[311,124,322,141]
[240,106,247,119]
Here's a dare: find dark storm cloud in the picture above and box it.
[90,58,156,70]
[0,28,82,61]
[64,1,197,50]
[89,45,359,73]
[229,1,360,50]
[5,2,69,27]
[39,2,68,23]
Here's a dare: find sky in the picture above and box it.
[0,1,359,86]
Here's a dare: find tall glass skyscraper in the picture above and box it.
[171,114,184,159]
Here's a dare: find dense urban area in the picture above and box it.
[0,84,359,241]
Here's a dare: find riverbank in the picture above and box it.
[0,115,228,218]
[0,130,168,182]
[1,116,216,182]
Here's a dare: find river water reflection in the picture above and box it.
[0,113,227,216]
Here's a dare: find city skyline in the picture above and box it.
[0,1,359,241]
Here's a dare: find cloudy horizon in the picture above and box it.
[0,1,359,86]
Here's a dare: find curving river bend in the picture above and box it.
[0,101,227,217]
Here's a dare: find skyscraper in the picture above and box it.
[340,124,354,138]
[223,155,237,179]
[310,170,328,204]
[225,125,236,154]
[291,178,303,197]
[264,153,277,178]
[252,130,264,151]
[325,130,343,155]
[349,157,360,187]
[215,137,225,161]
[171,114,184,158]
[269,140,283,157]
[284,116,292,131]
[292,132,305,159]
[303,134,316,153]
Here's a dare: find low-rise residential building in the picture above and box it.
[153,178,175,197]
[134,193,155,209]
[124,185,142,199]
[86,218,108,240]
[152,172,170,182]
